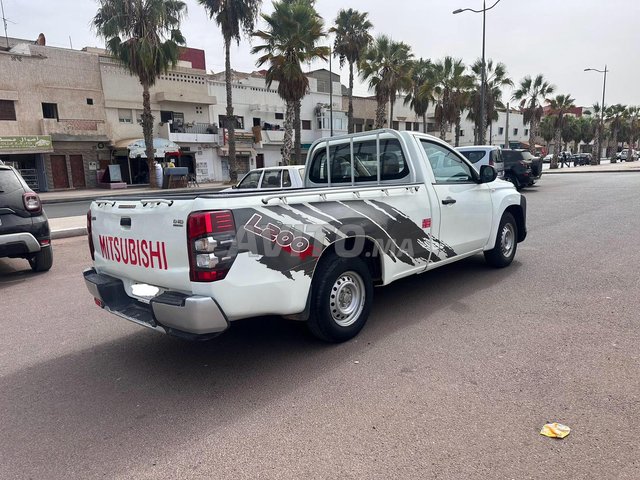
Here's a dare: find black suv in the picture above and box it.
[0,164,53,271]
[502,149,543,190]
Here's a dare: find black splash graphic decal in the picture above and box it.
[232,199,458,280]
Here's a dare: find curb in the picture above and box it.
[52,227,88,240]
[544,169,640,174]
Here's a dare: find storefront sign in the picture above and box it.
[0,135,53,152]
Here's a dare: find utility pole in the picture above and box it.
[504,103,510,148]
[1,0,9,49]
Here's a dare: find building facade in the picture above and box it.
[208,68,347,180]
[96,47,219,185]
[0,40,110,191]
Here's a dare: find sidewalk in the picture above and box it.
[40,182,227,204]
[543,160,640,174]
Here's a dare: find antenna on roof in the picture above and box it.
[0,0,9,49]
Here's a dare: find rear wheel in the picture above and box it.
[307,252,373,342]
[484,213,517,268]
[29,246,53,272]
[505,174,520,190]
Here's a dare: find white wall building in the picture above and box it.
[208,68,346,180]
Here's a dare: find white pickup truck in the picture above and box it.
[84,130,527,342]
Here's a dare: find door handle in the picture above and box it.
[441,197,457,205]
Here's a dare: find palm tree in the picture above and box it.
[404,58,434,133]
[606,104,626,162]
[512,74,555,154]
[431,56,472,144]
[578,116,596,155]
[625,106,639,158]
[590,103,605,164]
[329,8,372,134]
[359,35,413,129]
[198,0,262,183]
[561,116,581,153]
[468,59,513,145]
[546,94,576,169]
[539,115,555,153]
[93,0,187,187]
[253,0,328,164]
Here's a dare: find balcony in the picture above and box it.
[159,122,220,145]
[41,118,109,140]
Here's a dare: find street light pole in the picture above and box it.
[584,65,608,163]
[453,0,502,145]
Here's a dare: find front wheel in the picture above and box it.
[484,213,518,268]
[307,252,373,342]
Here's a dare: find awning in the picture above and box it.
[114,138,181,159]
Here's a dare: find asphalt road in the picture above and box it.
[2,172,639,479]
[44,200,92,219]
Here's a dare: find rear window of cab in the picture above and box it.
[308,138,410,184]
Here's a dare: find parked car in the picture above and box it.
[0,164,53,272]
[222,165,306,192]
[572,153,592,166]
[543,154,553,163]
[617,149,638,162]
[502,149,542,189]
[84,129,526,343]
[455,145,505,178]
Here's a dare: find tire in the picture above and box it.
[29,245,53,272]
[484,213,518,268]
[505,174,520,190]
[307,252,373,342]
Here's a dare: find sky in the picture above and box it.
[2,0,639,108]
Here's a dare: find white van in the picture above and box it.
[456,146,504,177]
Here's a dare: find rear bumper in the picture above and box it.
[0,232,42,257]
[83,268,229,340]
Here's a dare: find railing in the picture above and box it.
[261,183,423,205]
[169,122,218,135]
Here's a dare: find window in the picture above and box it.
[405,122,412,131]
[236,170,262,189]
[316,80,330,93]
[458,150,486,164]
[253,117,261,127]
[118,108,133,123]
[414,122,421,132]
[282,169,292,187]
[308,138,410,185]
[42,103,59,120]
[260,170,282,188]
[459,129,465,137]
[524,129,529,136]
[420,140,474,183]
[302,120,311,130]
[86,98,94,105]
[0,169,23,193]
[392,121,399,130]
[513,128,519,135]
[218,115,244,130]
[275,112,284,120]
[135,110,144,124]
[498,127,504,135]
[355,124,364,133]
[0,100,16,121]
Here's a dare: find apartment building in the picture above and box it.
[96,47,219,184]
[0,38,110,191]
[208,68,347,179]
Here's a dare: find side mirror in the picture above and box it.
[479,165,497,184]
[231,184,238,189]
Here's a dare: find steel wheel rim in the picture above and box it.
[500,223,515,258]
[330,271,365,327]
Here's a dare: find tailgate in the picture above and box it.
[90,199,195,292]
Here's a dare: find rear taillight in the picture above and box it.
[23,192,41,214]
[187,210,237,282]
[87,210,95,261]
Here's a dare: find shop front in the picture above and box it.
[111,138,181,185]
[0,135,53,191]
